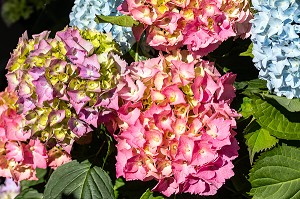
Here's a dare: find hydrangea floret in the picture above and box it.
[69,0,136,53]
[114,50,240,196]
[251,0,300,98]
[118,0,252,56]
[5,27,126,172]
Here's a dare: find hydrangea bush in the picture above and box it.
[1,0,300,198]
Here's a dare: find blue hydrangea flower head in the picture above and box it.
[69,0,135,53]
[251,0,300,98]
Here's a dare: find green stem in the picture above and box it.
[135,42,139,61]
[102,136,111,168]
[95,140,106,158]
[224,184,238,194]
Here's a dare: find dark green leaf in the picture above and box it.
[239,43,253,58]
[263,94,300,112]
[140,189,165,199]
[15,188,43,199]
[95,15,139,27]
[44,160,114,199]
[235,79,267,95]
[245,128,278,164]
[249,145,300,199]
[252,98,300,140]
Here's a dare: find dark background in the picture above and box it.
[0,0,74,91]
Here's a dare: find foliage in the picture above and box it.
[1,0,52,26]
[249,145,300,199]
[244,128,278,164]
[44,160,114,199]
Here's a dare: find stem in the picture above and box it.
[224,184,237,194]
[102,136,111,168]
[243,117,256,134]
[135,42,139,61]
[95,140,106,158]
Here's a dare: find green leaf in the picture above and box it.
[15,188,43,199]
[240,97,254,119]
[140,189,165,199]
[95,15,139,27]
[263,94,300,112]
[44,160,114,199]
[252,98,300,140]
[249,145,300,199]
[114,178,125,199]
[239,43,254,58]
[245,128,278,164]
[234,79,267,95]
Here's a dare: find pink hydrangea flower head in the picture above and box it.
[118,0,252,56]
[115,50,240,196]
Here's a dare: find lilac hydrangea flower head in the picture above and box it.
[0,178,20,199]
[5,27,127,155]
[251,0,300,98]
[69,0,135,53]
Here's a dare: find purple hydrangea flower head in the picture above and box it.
[5,27,127,155]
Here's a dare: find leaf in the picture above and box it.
[234,79,267,95]
[140,189,165,199]
[263,94,300,112]
[240,97,254,119]
[15,188,43,199]
[245,128,278,164]
[114,178,125,199]
[44,160,114,199]
[239,43,254,58]
[95,15,139,27]
[252,98,300,140]
[249,145,300,199]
